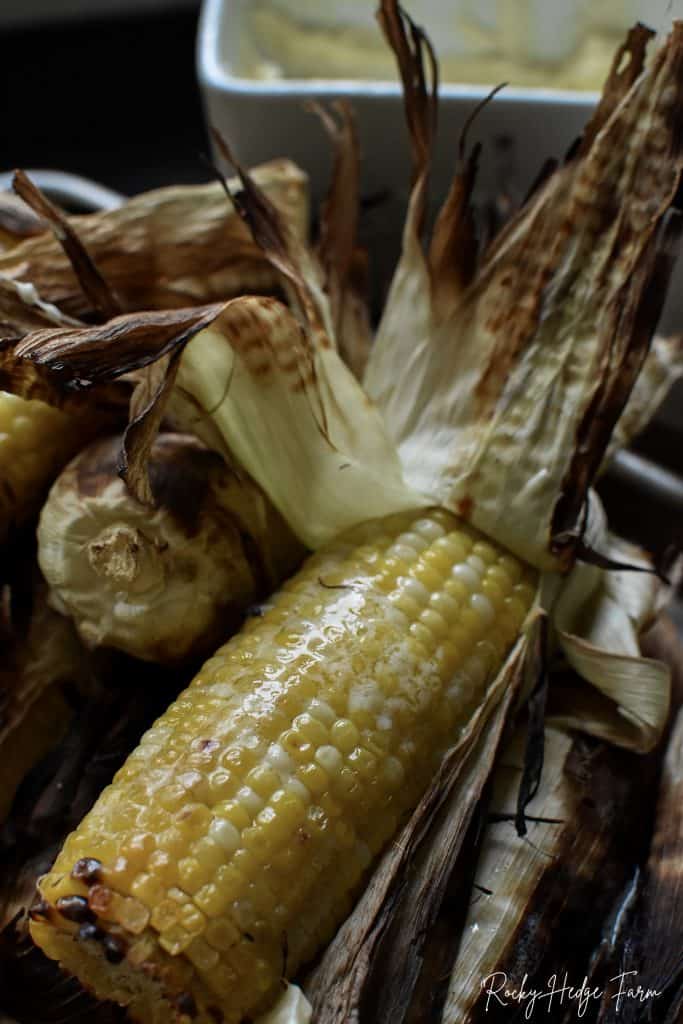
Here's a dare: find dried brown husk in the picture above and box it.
[443,725,663,1022]
[606,334,683,464]
[0,580,89,805]
[365,9,683,572]
[13,170,122,321]
[0,657,183,1024]
[565,618,683,1024]
[0,160,309,319]
[0,686,72,828]
[312,101,373,380]
[0,273,81,349]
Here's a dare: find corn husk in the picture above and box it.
[549,521,671,752]
[0,557,91,822]
[0,581,89,822]
[606,334,683,464]
[443,721,663,1022]
[311,101,373,381]
[0,160,309,319]
[0,686,72,827]
[567,618,683,1024]
[365,13,683,573]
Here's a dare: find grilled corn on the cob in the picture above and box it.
[19,8,682,1024]
[31,507,535,1023]
[0,391,80,543]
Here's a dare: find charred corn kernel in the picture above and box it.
[32,508,536,1024]
[0,392,82,542]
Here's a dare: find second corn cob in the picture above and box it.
[0,391,81,544]
[31,507,535,1024]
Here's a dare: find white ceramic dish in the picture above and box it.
[198,0,683,430]
[198,0,599,206]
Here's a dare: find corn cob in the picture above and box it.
[0,391,81,543]
[31,507,535,1024]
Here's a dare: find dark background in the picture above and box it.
[1,4,210,196]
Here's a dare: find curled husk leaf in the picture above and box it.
[547,495,671,751]
[12,169,122,321]
[38,433,301,663]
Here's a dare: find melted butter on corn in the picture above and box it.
[32,507,535,1024]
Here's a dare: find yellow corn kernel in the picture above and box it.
[0,391,82,542]
[32,508,535,1024]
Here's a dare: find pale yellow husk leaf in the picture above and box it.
[256,985,312,1024]
[365,26,683,572]
[168,297,422,550]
